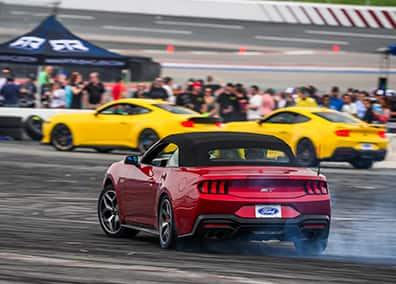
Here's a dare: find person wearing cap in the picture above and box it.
[295,87,317,107]
[19,74,38,108]
[187,81,204,113]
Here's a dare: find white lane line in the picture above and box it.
[305,29,396,40]
[102,25,192,35]
[59,14,95,20]
[10,11,95,20]
[255,35,348,45]
[11,11,47,17]
[155,20,244,30]
[284,50,315,55]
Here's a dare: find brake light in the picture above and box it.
[378,130,386,139]
[304,181,328,195]
[215,121,223,127]
[198,181,228,194]
[181,120,194,127]
[335,129,350,137]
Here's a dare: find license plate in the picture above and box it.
[255,205,281,218]
[360,143,373,150]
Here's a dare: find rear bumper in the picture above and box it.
[179,214,330,241]
[327,147,387,162]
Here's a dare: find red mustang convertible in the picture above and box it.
[98,132,331,255]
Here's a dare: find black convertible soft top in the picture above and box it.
[153,132,296,167]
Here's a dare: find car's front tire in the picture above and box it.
[350,158,373,169]
[138,129,159,153]
[294,238,327,256]
[296,139,318,167]
[51,124,74,151]
[98,184,139,238]
[158,197,177,249]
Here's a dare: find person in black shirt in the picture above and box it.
[19,74,37,108]
[147,77,168,100]
[69,72,84,109]
[234,87,249,121]
[362,99,375,123]
[188,82,204,113]
[84,72,105,109]
[204,75,221,93]
[132,83,148,98]
[216,83,238,122]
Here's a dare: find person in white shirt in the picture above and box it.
[247,85,263,120]
[163,76,175,104]
[341,94,357,116]
[50,82,66,108]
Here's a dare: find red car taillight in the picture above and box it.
[335,129,350,137]
[198,181,229,194]
[378,130,386,139]
[181,120,195,127]
[304,181,328,195]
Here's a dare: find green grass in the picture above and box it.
[277,0,396,6]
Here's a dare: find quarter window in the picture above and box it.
[99,103,151,115]
[264,112,310,124]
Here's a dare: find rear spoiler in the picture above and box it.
[368,124,387,130]
[188,117,222,124]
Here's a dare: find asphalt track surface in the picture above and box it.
[0,142,396,283]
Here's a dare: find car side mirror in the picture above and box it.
[124,155,139,166]
[257,119,264,125]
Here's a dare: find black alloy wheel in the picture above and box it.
[138,129,159,153]
[159,197,177,249]
[296,139,318,167]
[51,124,74,151]
[97,184,138,238]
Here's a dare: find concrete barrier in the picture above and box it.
[41,0,396,29]
[0,107,92,121]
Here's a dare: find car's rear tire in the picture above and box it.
[158,197,177,249]
[350,158,373,169]
[138,129,159,153]
[296,139,318,167]
[51,124,74,151]
[98,184,139,238]
[294,238,327,256]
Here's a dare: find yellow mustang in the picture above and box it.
[42,99,221,153]
[224,107,388,169]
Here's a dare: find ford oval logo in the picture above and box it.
[258,207,279,215]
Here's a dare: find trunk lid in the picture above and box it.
[192,166,324,199]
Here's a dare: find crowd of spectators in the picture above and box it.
[0,66,394,124]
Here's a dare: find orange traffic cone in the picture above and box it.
[166,45,175,53]
[332,45,340,52]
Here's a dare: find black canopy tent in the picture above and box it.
[0,15,160,81]
[0,15,128,67]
